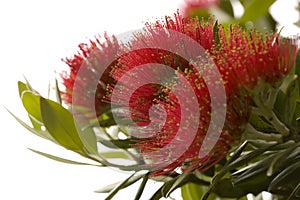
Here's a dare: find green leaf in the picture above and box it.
[150,174,209,200]
[78,126,98,156]
[269,160,300,192]
[21,91,42,122]
[249,114,276,133]
[212,141,272,185]
[252,12,276,32]
[288,181,300,200]
[227,144,274,169]
[18,81,28,97]
[98,138,136,149]
[267,145,299,176]
[226,141,248,166]
[213,170,272,198]
[219,0,234,17]
[104,173,137,200]
[150,178,177,200]
[28,114,44,131]
[100,151,132,160]
[188,9,210,20]
[209,179,243,198]
[279,74,299,125]
[213,21,220,45]
[240,0,276,23]
[23,77,39,94]
[134,173,149,200]
[55,79,62,105]
[248,140,278,149]
[181,183,206,200]
[95,173,145,199]
[40,97,85,153]
[28,148,102,167]
[294,51,300,95]
[6,108,55,142]
[233,153,276,184]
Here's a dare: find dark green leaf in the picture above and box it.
[134,173,149,200]
[279,74,299,125]
[150,174,209,200]
[248,140,278,149]
[228,144,274,168]
[150,178,177,200]
[250,114,276,133]
[212,142,273,184]
[168,173,210,197]
[288,181,300,200]
[226,141,248,166]
[95,173,145,199]
[295,51,300,99]
[213,169,272,198]
[213,21,220,45]
[95,173,144,193]
[98,138,137,149]
[269,161,300,192]
[219,0,234,17]
[104,173,137,200]
[233,154,276,184]
[267,145,299,176]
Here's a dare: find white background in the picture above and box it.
[0,0,299,199]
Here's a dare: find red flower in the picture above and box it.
[61,12,298,176]
[214,26,298,93]
[108,13,298,176]
[61,33,121,119]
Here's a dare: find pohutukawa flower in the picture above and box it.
[214,26,298,92]
[61,33,121,119]
[106,13,298,175]
[61,12,298,176]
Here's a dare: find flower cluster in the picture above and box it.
[61,12,298,176]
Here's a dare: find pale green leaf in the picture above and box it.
[29,148,103,167]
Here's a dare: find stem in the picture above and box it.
[254,97,290,136]
[243,124,283,142]
[252,82,290,136]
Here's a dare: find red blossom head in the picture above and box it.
[214,25,298,93]
[61,12,298,176]
[107,13,298,176]
[61,33,121,119]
